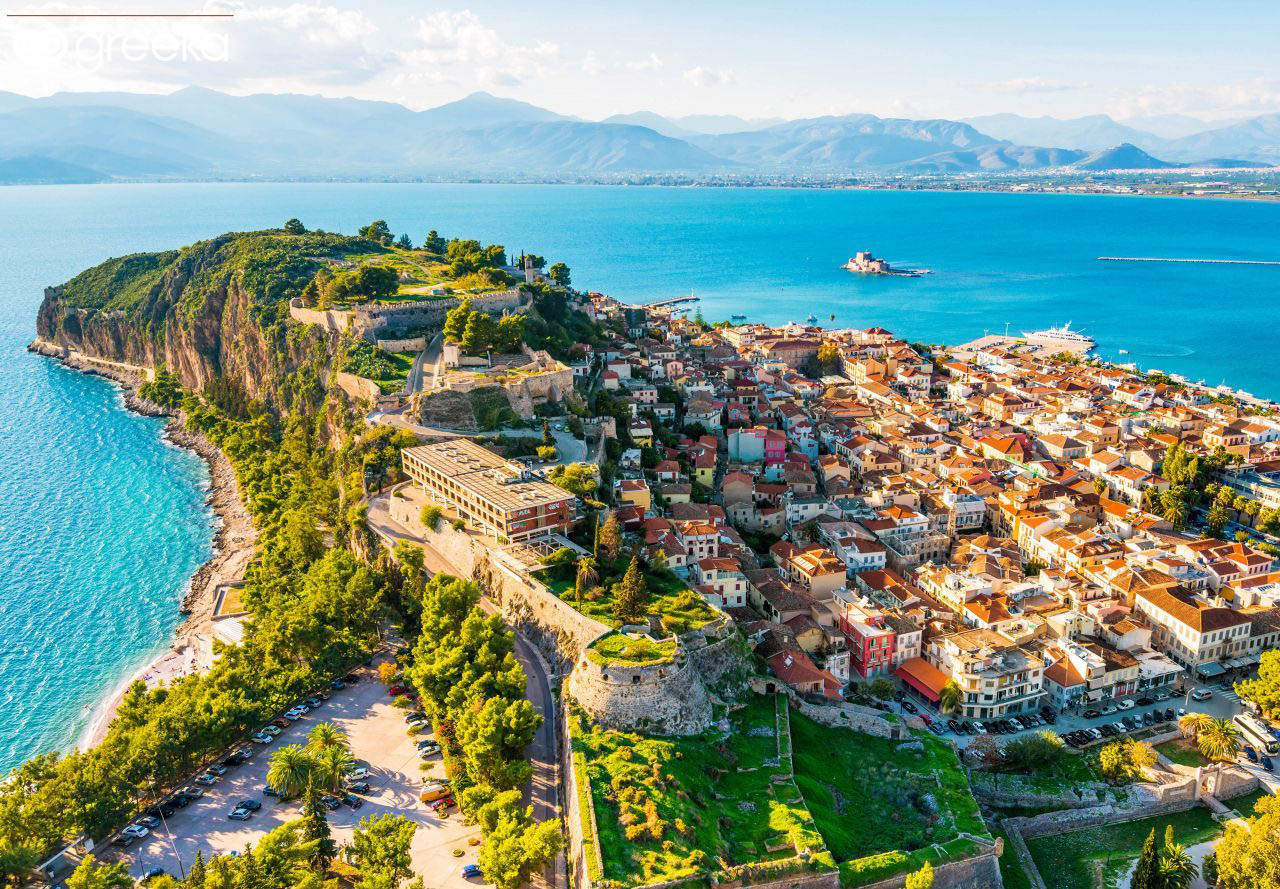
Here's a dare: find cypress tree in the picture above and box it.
[186,850,206,889]
[1130,828,1159,889]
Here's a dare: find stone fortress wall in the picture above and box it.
[567,636,714,736]
[289,287,525,342]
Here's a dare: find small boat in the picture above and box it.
[806,314,818,323]
[731,313,746,322]
[1117,349,1128,355]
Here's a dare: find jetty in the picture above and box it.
[1098,256,1280,266]
[619,295,700,310]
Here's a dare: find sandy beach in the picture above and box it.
[28,340,257,751]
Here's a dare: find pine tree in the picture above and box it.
[1130,828,1159,889]
[443,299,474,343]
[613,556,649,623]
[303,785,338,871]
[238,847,266,889]
[186,851,206,888]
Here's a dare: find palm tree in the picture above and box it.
[306,722,349,755]
[938,680,962,716]
[312,744,356,794]
[575,557,598,604]
[1197,718,1241,762]
[266,745,316,799]
[1178,712,1212,740]
[1158,839,1198,889]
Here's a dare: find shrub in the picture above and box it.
[421,505,443,530]
[452,518,466,531]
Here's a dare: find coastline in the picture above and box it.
[27,339,256,750]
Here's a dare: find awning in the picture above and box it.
[896,656,949,703]
[1196,661,1227,678]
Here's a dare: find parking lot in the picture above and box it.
[106,662,483,889]
[888,678,1251,751]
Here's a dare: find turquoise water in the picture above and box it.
[1,183,1277,768]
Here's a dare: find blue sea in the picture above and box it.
[1,183,1277,769]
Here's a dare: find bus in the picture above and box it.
[1233,713,1279,755]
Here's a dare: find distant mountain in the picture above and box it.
[0,87,1241,180]
[0,155,108,184]
[600,112,697,140]
[1118,113,1227,140]
[1160,114,1280,163]
[1071,143,1177,170]
[962,113,1163,152]
[692,114,998,169]
[673,113,785,135]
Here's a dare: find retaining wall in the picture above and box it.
[334,371,383,402]
[288,299,353,332]
[377,335,427,353]
[851,852,1003,889]
[764,685,904,740]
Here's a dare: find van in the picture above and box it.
[420,783,451,803]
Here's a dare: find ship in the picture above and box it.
[1020,322,1096,349]
[731,313,747,322]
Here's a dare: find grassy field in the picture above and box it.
[571,696,824,885]
[587,633,677,667]
[789,710,987,883]
[539,556,719,631]
[1025,806,1222,889]
[1155,738,1210,768]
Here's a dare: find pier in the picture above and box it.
[621,295,701,310]
[1098,256,1280,266]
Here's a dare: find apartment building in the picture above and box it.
[402,440,573,542]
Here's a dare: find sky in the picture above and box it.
[1,0,1279,123]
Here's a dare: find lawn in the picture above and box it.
[571,695,825,885]
[587,633,677,667]
[1025,806,1222,889]
[788,710,988,883]
[538,556,719,632]
[1155,738,1209,768]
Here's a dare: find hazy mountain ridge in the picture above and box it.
[0,88,1273,183]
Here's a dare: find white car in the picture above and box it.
[1118,699,1136,711]
[1191,689,1214,702]
[1101,704,1119,715]
[121,824,150,839]
[262,725,283,737]
[286,706,308,719]
[250,732,274,744]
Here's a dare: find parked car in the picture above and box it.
[345,767,371,781]
[262,725,283,737]
[182,786,204,800]
[1191,689,1214,702]
[1261,755,1274,772]
[1101,704,1119,716]
[900,700,918,714]
[421,783,451,803]
[388,685,412,697]
[263,785,279,797]
[320,796,341,811]
[1164,708,1176,721]
[228,808,252,821]
[316,689,331,700]
[462,865,482,879]
[236,799,262,811]
[112,835,135,848]
[1245,747,1258,763]
[121,824,150,839]
[285,706,308,719]
[305,697,322,708]
[1154,690,1171,701]
[342,794,364,809]
[144,869,167,881]
[1118,700,1136,711]
[1142,711,1155,726]
[208,764,227,776]
[1112,722,1127,734]
[173,793,193,808]
[331,678,346,690]
[947,720,961,733]
[1136,696,1154,707]
[271,717,292,728]
[195,774,218,786]
[1083,709,1101,719]
[347,780,371,794]
[344,673,360,683]
[928,722,945,735]
[251,733,274,744]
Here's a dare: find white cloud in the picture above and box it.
[977,76,1089,94]
[1107,78,1280,118]
[626,53,663,73]
[406,9,558,87]
[683,65,735,88]
[581,50,604,77]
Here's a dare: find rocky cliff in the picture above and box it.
[34,230,383,405]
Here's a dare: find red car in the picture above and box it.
[388,685,412,697]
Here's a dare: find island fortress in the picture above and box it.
[843,250,928,276]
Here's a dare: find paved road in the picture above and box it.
[409,333,445,395]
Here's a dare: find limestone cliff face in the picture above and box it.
[35,234,334,406]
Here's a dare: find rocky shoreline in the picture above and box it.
[28,339,256,747]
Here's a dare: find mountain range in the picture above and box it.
[0,87,1275,184]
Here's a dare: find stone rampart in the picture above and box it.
[851,852,1002,889]
[334,371,383,403]
[568,641,713,736]
[377,335,427,353]
[288,299,353,332]
[351,288,525,340]
[484,556,612,671]
[761,682,904,739]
